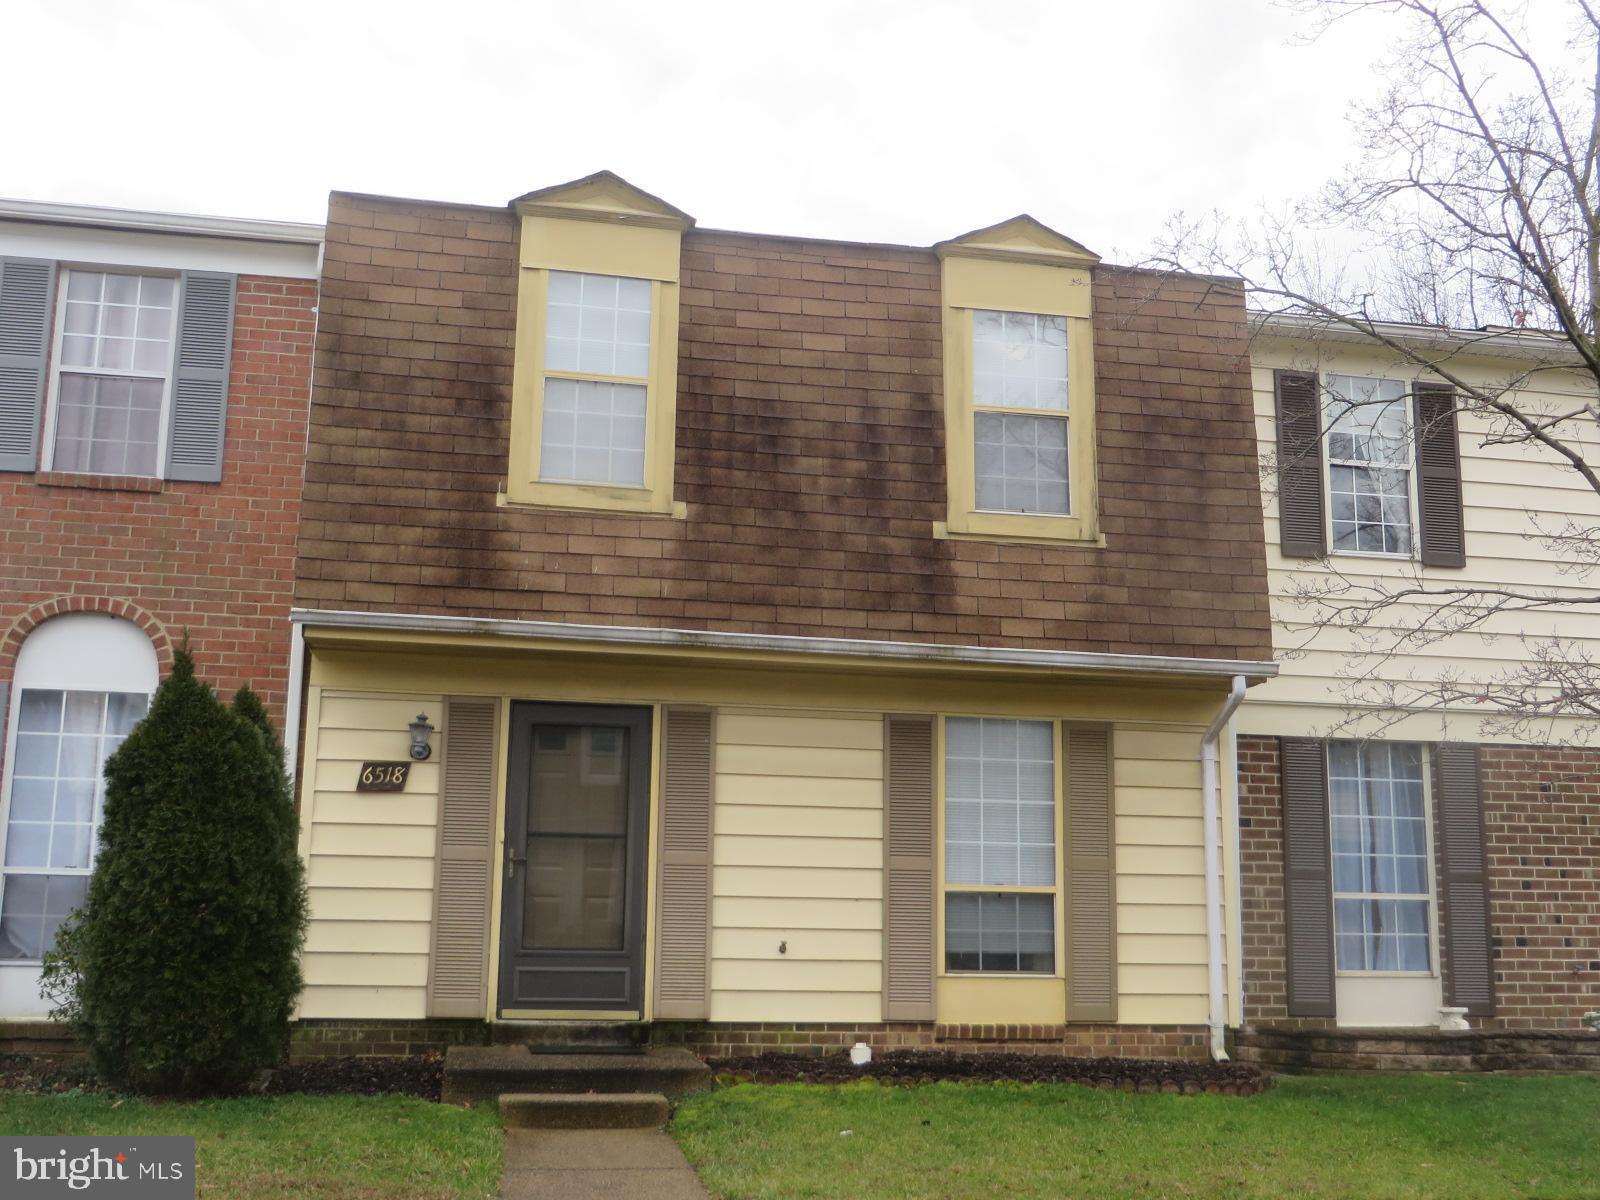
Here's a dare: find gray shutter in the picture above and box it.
[1436,743,1495,1015]
[1064,723,1117,1021]
[1280,738,1336,1017]
[655,706,713,1020]
[426,698,499,1018]
[165,271,236,482]
[883,714,936,1021]
[1415,383,1466,567]
[0,257,57,472]
[1275,369,1327,558]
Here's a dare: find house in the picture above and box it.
[1238,315,1600,1050]
[0,199,322,1017]
[286,172,1278,1061]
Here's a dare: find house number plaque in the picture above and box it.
[356,761,411,792]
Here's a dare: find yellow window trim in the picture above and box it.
[937,217,1101,545]
[505,172,692,517]
[935,713,1069,986]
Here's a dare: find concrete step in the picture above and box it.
[491,1021,648,1054]
[500,1092,670,1130]
[442,1045,710,1106]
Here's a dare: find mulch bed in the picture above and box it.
[706,1049,1272,1095]
[0,1052,445,1101]
[265,1053,443,1101]
[0,1054,99,1095]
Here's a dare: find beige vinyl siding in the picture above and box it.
[1114,724,1212,1025]
[298,689,443,1020]
[710,708,884,1023]
[1248,339,1600,741]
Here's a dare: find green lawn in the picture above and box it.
[670,1074,1600,1199]
[0,1093,502,1199]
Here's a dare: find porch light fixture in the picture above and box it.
[409,713,435,760]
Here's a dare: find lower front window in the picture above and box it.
[942,716,1057,974]
[0,688,147,961]
[1328,741,1432,972]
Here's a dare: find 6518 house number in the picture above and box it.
[356,762,411,792]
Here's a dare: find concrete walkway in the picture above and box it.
[500,1128,710,1199]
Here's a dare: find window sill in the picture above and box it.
[1334,970,1437,979]
[934,515,1103,547]
[940,971,1061,980]
[36,471,164,494]
[498,484,685,520]
[1330,549,1414,562]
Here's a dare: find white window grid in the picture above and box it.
[42,269,179,479]
[971,310,1071,516]
[1324,375,1414,556]
[538,271,652,488]
[1328,741,1433,974]
[942,716,1058,976]
[945,717,1056,887]
[944,891,1055,974]
[0,689,148,963]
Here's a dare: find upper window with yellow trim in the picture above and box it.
[936,217,1100,544]
[504,172,692,516]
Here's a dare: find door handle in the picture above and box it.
[506,849,526,880]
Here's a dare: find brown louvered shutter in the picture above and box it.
[1280,738,1336,1017]
[655,706,713,1020]
[427,697,499,1018]
[883,714,936,1021]
[1436,743,1495,1015]
[1275,369,1327,558]
[1064,723,1117,1021]
[1414,383,1466,567]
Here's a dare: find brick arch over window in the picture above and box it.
[1,597,174,681]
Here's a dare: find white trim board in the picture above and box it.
[0,220,320,280]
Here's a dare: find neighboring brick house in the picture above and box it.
[0,200,321,1016]
[1241,316,1600,1041]
[288,171,1277,1059]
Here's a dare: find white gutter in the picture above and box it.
[289,607,1279,681]
[0,196,323,245]
[1201,675,1247,1060]
[1252,310,1582,365]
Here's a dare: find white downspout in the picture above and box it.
[1201,675,1247,1061]
[283,622,307,781]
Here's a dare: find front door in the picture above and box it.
[499,703,651,1014]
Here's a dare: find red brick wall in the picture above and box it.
[650,1021,1211,1061]
[0,275,316,730]
[284,1017,1211,1061]
[1237,734,1600,1028]
[1479,745,1600,1025]
[297,193,1272,661]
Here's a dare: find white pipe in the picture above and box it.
[1201,675,1247,1061]
[282,622,307,781]
[1227,722,1247,1027]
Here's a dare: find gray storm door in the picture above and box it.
[499,703,652,1013]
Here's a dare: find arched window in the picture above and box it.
[0,615,159,962]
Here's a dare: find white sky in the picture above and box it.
[4,0,1393,259]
